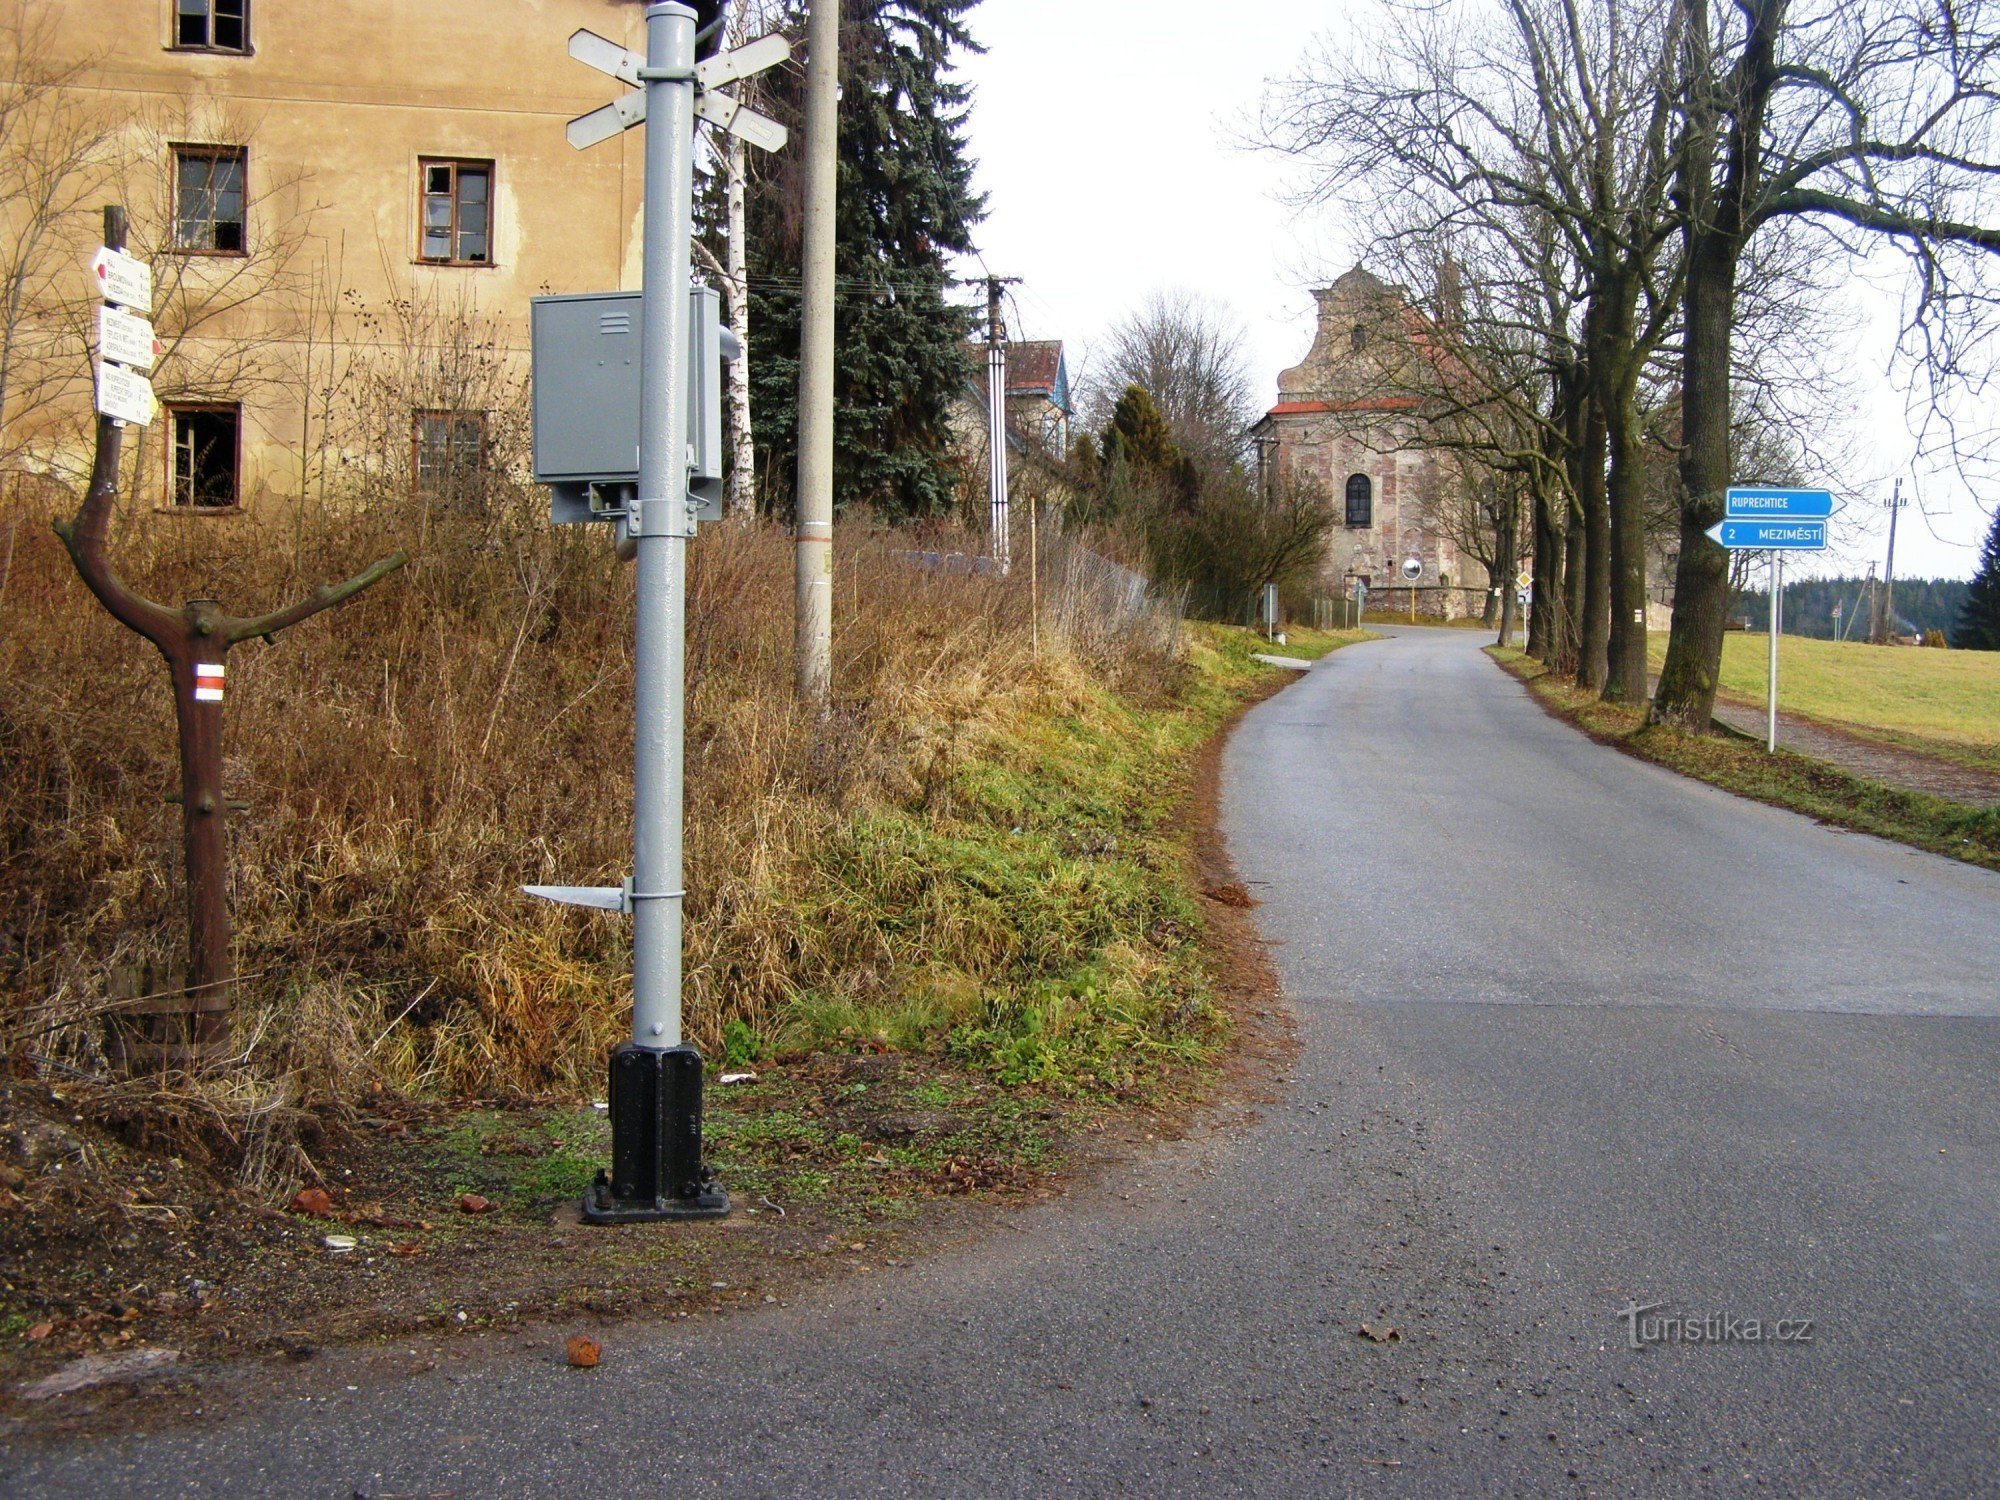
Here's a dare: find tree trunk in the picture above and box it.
[1652,231,1738,726]
[723,133,755,520]
[1528,470,1565,660]
[1577,395,1611,691]
[1604,409,1651,701]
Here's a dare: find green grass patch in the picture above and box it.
[1494,647,2000,870]
[1646,630,2000,771]
[755,625,1371,1098]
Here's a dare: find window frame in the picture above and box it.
[1344,472,1374,529]
[169,0,250,54]
[169,143,249,257]
[164,402,244,512]
[411,408,489,500]
[415,158,496,267]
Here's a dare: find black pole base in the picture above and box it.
[581,1041,730,1224]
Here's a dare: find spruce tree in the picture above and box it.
[1955,507,2000,650]
[744,0,985,519]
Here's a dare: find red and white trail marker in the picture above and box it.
[192,663,225,703]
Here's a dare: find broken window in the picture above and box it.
[418,160,492,265]
[175,0,248,51]
[173,147,246,253]
[413,410,486,501]
[169,406,241,509]
[1345,473,1373,528]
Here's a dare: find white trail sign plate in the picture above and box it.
[89,246,153,313]
[97,305,159,371]
[95,360,157,425]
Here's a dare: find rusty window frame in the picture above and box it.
[417,159,494,266]
[172,0,249,53]
[171,145,247,255]
[166,403,243,511]
[411,409,487,499]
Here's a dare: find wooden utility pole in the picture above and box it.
[54,206,405,1062]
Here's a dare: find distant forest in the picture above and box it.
[1730,576,1968,640]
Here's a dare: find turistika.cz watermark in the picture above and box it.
[1615,1300,1815,1349]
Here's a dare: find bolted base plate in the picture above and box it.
[580,1040,730,1225]
[581,1168,730,1223]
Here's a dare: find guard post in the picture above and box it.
[526,2,790,1222]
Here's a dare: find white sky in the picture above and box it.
[948,0,1993,582]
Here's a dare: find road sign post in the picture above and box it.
[1708,486,1831,753]
[533,3,790,1224]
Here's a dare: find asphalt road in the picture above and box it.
[15,626,2000,1497]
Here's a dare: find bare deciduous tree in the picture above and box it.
[1088,289,1257,469]
[1655,0,2000,727]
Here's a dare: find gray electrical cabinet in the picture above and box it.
[530,286,737,526]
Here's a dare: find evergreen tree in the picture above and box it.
[1955,508,2000,650]
[744,0,985,519]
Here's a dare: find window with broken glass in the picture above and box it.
[174,0,248,52]
[418,160,492,265]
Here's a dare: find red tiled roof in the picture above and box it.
[1266,397,1422,417]
[1006,340,1063,396]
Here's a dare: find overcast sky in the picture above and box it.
[948,0,1992,582]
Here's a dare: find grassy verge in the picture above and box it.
[0,621,1365,1406]
[1492,647,2000,871]
[1645,630,2000,773]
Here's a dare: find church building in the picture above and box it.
[1249,268,1487,617]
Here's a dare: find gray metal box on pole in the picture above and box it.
[531,285,736,524]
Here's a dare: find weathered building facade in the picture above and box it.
[1250,267,1489,616]
[4,0,650,513]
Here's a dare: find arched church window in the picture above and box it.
[1351,323,1368,352]
[1345,473,1373,528]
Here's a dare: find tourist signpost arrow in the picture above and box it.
[1707,486,1832,753]
[1704,519,1828,550]
[533,3,791,1225]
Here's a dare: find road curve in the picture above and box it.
[12,626,2000,1497]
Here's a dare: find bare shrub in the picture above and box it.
[0,474,1182,1190]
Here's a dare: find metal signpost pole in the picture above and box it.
[537,7,790,1221]
[1707,486,1829,755]
[1767,552,1781,753]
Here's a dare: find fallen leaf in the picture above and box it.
[288,1187,334,1216]
[457,1193,495,1215]
[389,1241,425,1257]
[565,1335,601,1369]
[1357,1323,1401,1344]
[24,1322,53,1341]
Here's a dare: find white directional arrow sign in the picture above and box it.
[95,360,157,425]
[97,304,160,371]
[566,28,791,153]
[569,27,643,86]
[695,33,791,90]
[693,90,789,152]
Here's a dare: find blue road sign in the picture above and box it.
[1704,519,1828,550]
[1725,486,1834,519]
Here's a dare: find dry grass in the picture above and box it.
[1,480,1187,1188]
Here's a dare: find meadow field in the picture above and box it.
[1648,631,2000,770]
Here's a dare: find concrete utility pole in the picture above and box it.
[984,275,1013,570]
[1874,477,1906,644]
[794,0,838,703]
